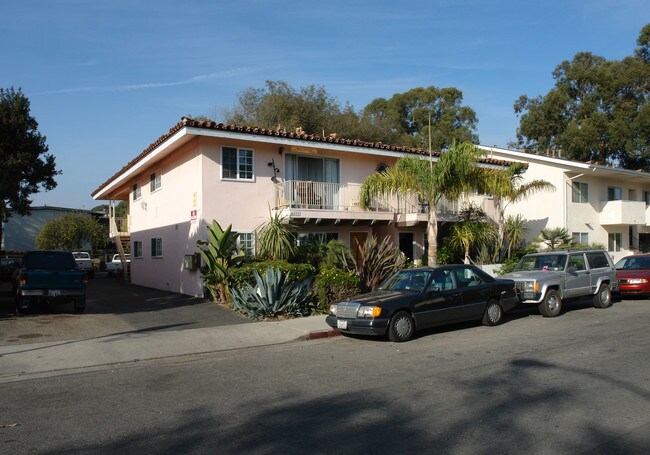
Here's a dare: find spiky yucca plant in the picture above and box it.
[229,267,316,319]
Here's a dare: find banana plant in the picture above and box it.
[197,219,245,303]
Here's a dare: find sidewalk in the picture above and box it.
[0,315,340,381]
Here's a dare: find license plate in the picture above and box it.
[48,290,62,296]
[337,319,348,330]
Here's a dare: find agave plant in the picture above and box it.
[229,267,316,319]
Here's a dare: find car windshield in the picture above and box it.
[615,256,650,270]
[514,254,567,272]
[73,252,90,259]
[378,270,432,292]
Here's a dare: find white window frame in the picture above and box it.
[571,232,589,245]
[607,186,622,201]
[151,237,163,258]
[608,233,622,252]
[236,231,255,257]
[221,146,254,181]
[571,182,588,203]
[150,170,162,193]
[132,183,142,201]
[133,240,143,258]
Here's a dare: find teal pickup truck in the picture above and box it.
[13,251,87,314]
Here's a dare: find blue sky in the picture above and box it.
[1,0,646,210]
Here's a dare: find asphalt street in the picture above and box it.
[1,291,649,454]
[0,274,252,345]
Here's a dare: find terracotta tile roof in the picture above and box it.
[92,116,515,197]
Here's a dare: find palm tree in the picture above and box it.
[446,205,497,264]
[484,162,555,260]
[359,142,486,265]
[536,227,572,250]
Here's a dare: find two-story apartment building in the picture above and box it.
[479,146,650,261]
[92,117,508,297]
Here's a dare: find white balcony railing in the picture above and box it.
[274,180,461,216]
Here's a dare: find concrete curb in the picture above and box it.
[304,329,341,340]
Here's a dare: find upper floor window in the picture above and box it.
[132,183,141,201]
[571,182,588,203]
[607,186,622,201]
[150,171,162,192]
[222,147,253,181]
[645,191,650,205]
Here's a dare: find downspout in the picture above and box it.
[565,173,585,231]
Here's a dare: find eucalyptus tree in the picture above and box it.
[484,162,555,260]
[359,142,486,265]
[514,23,650,169]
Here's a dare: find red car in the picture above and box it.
[615,254,650,296]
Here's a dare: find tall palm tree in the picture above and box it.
[359,142,485,265]
[485,162,555,260]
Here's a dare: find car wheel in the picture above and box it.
[538,289,562,317]
[482,299,503,326]
[593,283,612,309]
[388,310,415,342]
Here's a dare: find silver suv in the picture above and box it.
[500,250,618,317]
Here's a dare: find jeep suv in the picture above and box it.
[500,250,618,317]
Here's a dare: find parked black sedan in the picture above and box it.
[326,265,518,342]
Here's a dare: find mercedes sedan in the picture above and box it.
[326,264,518,342]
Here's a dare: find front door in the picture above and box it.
[350,232,368,264]
[399,232,415,262]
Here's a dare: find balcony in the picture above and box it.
[272,180,460,226]
[599,200,647,226]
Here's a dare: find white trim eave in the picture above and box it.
[93,127,192,200]
[478,145,650,181]
[184,126,414,159]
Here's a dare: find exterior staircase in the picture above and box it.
[109,204,131,283]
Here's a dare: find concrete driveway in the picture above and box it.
[0,274,252,346]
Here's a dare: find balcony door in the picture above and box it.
[286,154,340,208]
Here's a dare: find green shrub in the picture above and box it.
[313,267,361,311]
[228,267,317,319]
[227,260,315,289]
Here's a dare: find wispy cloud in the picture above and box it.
[38,67,259,95]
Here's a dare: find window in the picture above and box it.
[571,182,588,203]
[237,232,255,258]
[645,191,650,205]
[607,186,622,201]
[571,232,589,245]
[608,233,622,252]
[132,183,141,201]
[151,237,163,257]
[133,240,143,258]
[150,171,162,192]
[222,147,253,180]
